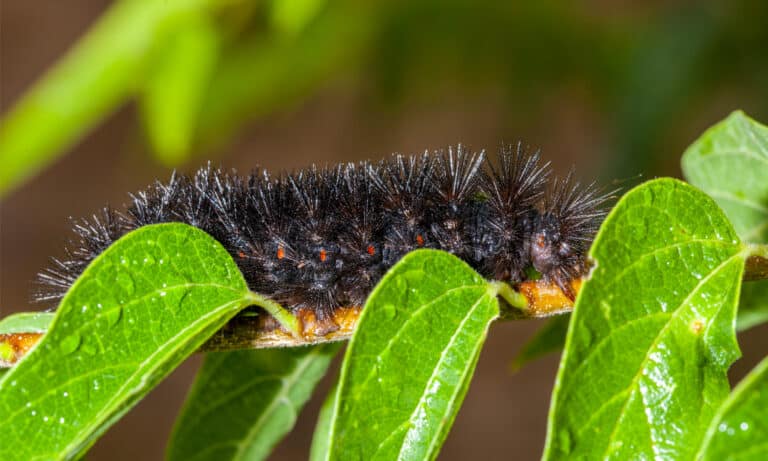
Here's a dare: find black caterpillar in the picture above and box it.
[36,144,611,326]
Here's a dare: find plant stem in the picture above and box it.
[489,281,529,311]
[245,291,301,337]
[744,244,768,282]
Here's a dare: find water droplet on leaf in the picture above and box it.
[115,269,135,296]
[105,306,122,327]
[60,334,82,355]
[383,304,397,319]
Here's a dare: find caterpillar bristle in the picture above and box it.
[531,172,616,299]
[36,144,615,331]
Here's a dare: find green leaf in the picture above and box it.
[0,223,254,460]
[141,11,221,166]
[0,0,218,197]
[270,0,328,35]
[737,280,768,331]
[511,314,569,371]
[310,383,338,461]
[513,280,765,372]
[544,178,746,460]
[683,111,768,330]
[0,312,54,334]
[682,110,768,244]
[168,344,340,461]
[324,249,499,461]
[698,355,768,460]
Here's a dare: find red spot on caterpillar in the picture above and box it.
[38,145,613,336]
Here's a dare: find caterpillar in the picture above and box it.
[36,144,612,341]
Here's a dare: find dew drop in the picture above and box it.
[31,410,37,416]
[59,417,65,424]
[81,342,97,356]
[62,392,69,398]
[43,416,49,422]
[740,422,749,431]
[60,334,82,355]
[383,304,397,320]
[81,305,88,313]
[105,306,123,327]
[159,291,166,297]
[115,269,136,296]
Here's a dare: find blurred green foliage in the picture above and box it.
[1,0,767,196]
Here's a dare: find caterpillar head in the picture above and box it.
[530,174,613,299]
[531,212,569,271]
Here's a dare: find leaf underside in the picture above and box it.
[682,110,768,244]
[168,344,340,461]
[682,110,768,330]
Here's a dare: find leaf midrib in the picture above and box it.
[230,346,325,461]
[348,284,485,402]
[599,253,741,460]
[60,297,249,458]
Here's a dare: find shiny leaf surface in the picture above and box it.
[0,223,253,460]
[324,249,498,461]
[544,178,745,460]
[698,355,768,460]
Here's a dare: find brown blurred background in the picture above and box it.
[2,1,767,459]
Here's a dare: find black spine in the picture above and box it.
[36,145,613,316]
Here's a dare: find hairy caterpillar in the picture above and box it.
[36,144,612,339]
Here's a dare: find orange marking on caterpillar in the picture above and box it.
[517,278,582,317]
[238,251,246,258]
[416,234,424,246]
[319,249,327,262]
[367,245,375,255]
[277,246,285,260]
[0,333,43,367]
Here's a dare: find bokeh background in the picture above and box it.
[2,1,767,459]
